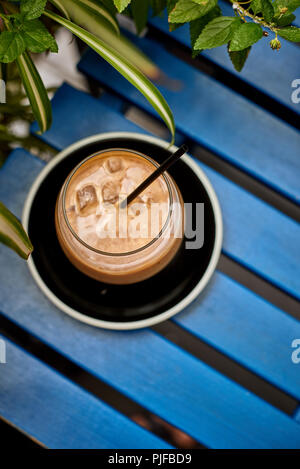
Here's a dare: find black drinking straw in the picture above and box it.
[120,144,189,209]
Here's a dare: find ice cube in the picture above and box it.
[102,181,119,204]
[120,177,135,195]
[129,201,147,217]
[76,185,98,215]
[139,192,153,206]
[126,166,146,182]
[107,157,123,173]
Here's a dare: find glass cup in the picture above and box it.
[55,148,184,284]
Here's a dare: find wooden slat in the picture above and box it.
[0,143,300,399]
[1,149,300,448]
[149,1,300,117]
[2,145,300,400]
[33,84,300,300]
[174,271,300,400]
[0,335,170,449]
[199,157,300,300]
[78,39,300,205]
[31,85,146,150]
[31,85,184,147]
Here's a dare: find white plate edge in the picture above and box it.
[22,132,223,330]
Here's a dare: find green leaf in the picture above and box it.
[0,201,33,259]
[251,0,274,20]
[0,31,26,63]
[273,0,300,14]
[190,5,221,56]
[52,0,159,79]
[274,12,295,25]
[169,0,218,23]
[100,0,118,15]
[21,19,58,53]
[262,0,275,21]
[250,0,262,14]
[20,0,47,20]
[49,0,120,34]
[16,51,52,133]
[229,22,263,51]
[167,0,176,13]
[79,0,120,34]
[278,25,300,41]
[167,0,183,29]
[228,45,251,71]
[48,0,71,19]
[131,0,149,34]
[113,0,132,13]
[44,9,175,142]
[194,16,241,50]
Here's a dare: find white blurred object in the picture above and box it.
[34,28,88,92]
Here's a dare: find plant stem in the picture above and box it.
[231,1,279,33]
[0,12,9,29]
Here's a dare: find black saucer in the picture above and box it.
[25,134,221,329]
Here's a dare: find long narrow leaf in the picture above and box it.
[44,9,175,142]
[48,0,71,19]
[51,0,159,79]
[16,51,52,133]
[79,0,120,34]
[49,0,119,34]
[0,201,33,259]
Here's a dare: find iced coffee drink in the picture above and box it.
[55,149,184,284]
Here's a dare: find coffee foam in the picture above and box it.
[65,151,170,254]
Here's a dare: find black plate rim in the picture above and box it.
[22,132,223,330]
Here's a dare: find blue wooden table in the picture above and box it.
[0,10,300,449]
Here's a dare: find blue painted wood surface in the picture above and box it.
[174,272,300,400]
[31,84,184,147]
[2,146,300,401]
[1,149,300,448]
[0,335,170,449]
[201,159,300,300]
[149,1,300,117]
[2,143,300,402]
[78,39,300,205]
[34,84,300,300]
[31,85,146,150]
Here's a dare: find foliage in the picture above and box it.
[0,201,33,259]
[167,0,300,70]
[0,0,299,258]
[109,1,300,71]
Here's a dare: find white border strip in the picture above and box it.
[23,132,223,330]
